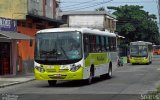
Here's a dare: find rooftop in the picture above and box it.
[60,11,116,19]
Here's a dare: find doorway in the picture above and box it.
[0,42,10,75]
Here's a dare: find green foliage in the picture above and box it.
[95,7,106,11]
[108,5,160,44]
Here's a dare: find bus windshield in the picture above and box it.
[34,31,82,64]
[130,45,148,57]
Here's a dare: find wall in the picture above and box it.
[66,14,116,32]
[0,0,57,20]
[69,15,104,29]
[28,0,56,19]
[105,16,116,32]
[0,0,27,19]
[11,40,17,75]
[28,0,43,16]
[45,0,54,18]
[16,17,58,74]
[17,20,38,74]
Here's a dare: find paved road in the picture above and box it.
[1,55,160,100]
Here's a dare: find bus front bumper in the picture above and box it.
[34,67,83,80]
[129,58,149,64]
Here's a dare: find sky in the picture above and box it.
[60,0,159,21]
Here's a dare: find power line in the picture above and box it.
[61,0,97,8]
[61,1,156,4]
[63,0,113,11]
[108,1,156,3]
[61,1,102,10]
[61,0,156,11]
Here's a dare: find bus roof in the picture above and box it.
[130,41,152,45]
[36,27,116,37]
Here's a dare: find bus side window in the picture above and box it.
[89,35,96,53]
[83,34,89,58]
[101,36,106,52]
[110,37,116,51]
[92,35,96,52]
[108,37,111,51]
[111,37,114,51]
[88,35,92,52]
[115,37,117,51]
[105,36,109,51]
[113,37,116,51]
[99,36,102,52]
[96,36,102,52]
[148,45,152,52]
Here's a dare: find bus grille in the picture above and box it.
[59,69,69,72]
[48,75,67,79]
[46,69,56,73]
[45,69,69,73]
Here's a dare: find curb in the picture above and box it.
[0,78,35,88]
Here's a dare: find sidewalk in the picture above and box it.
[0,73,35,88]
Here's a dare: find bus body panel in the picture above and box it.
[34,67,84,80]
[85,53,107,67]
[34,52,112,80]
[34,60,84,80]
[129,57,150,64]
[83,52,110,79]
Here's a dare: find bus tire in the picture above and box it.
[107,63,112,79]
[48,80,57,86]
[132,63,136,65]
[86,66,94,85]
[147,61,151,65]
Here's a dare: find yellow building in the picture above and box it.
[0,0,63,75]
[0,0,27,19]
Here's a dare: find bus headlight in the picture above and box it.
[35,66,45,73]
[70,64,81,72]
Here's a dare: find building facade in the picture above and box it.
[61,11,117,32]
[0,0,63,75]
[0,17,33,75]
[0,0,57,19]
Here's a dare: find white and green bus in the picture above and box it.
[34,28,117,86]
[129,41,153,64]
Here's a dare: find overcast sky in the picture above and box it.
[60,0,158,20]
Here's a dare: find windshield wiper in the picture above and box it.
[40,50,57,59]
[60,46,69,60]
[40,50,57,55]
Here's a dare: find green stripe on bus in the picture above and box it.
[85,53,108,67]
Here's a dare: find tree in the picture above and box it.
[107,5,160,44]
[95,7,106,11]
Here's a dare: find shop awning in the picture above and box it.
[0,31,34,40]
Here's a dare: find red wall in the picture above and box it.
[17,27,37,60]
[16,16,58,73]
[17,25,37,72]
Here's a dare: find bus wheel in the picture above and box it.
[88,72,93,84]
[86,67,94,85]
[107,66,112,79]
[48,80,57,86]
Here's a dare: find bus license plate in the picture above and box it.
[53,74,61,77]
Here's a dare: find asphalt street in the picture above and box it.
[1,55,160,100]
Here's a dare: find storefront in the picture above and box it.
[0,18,33,76]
